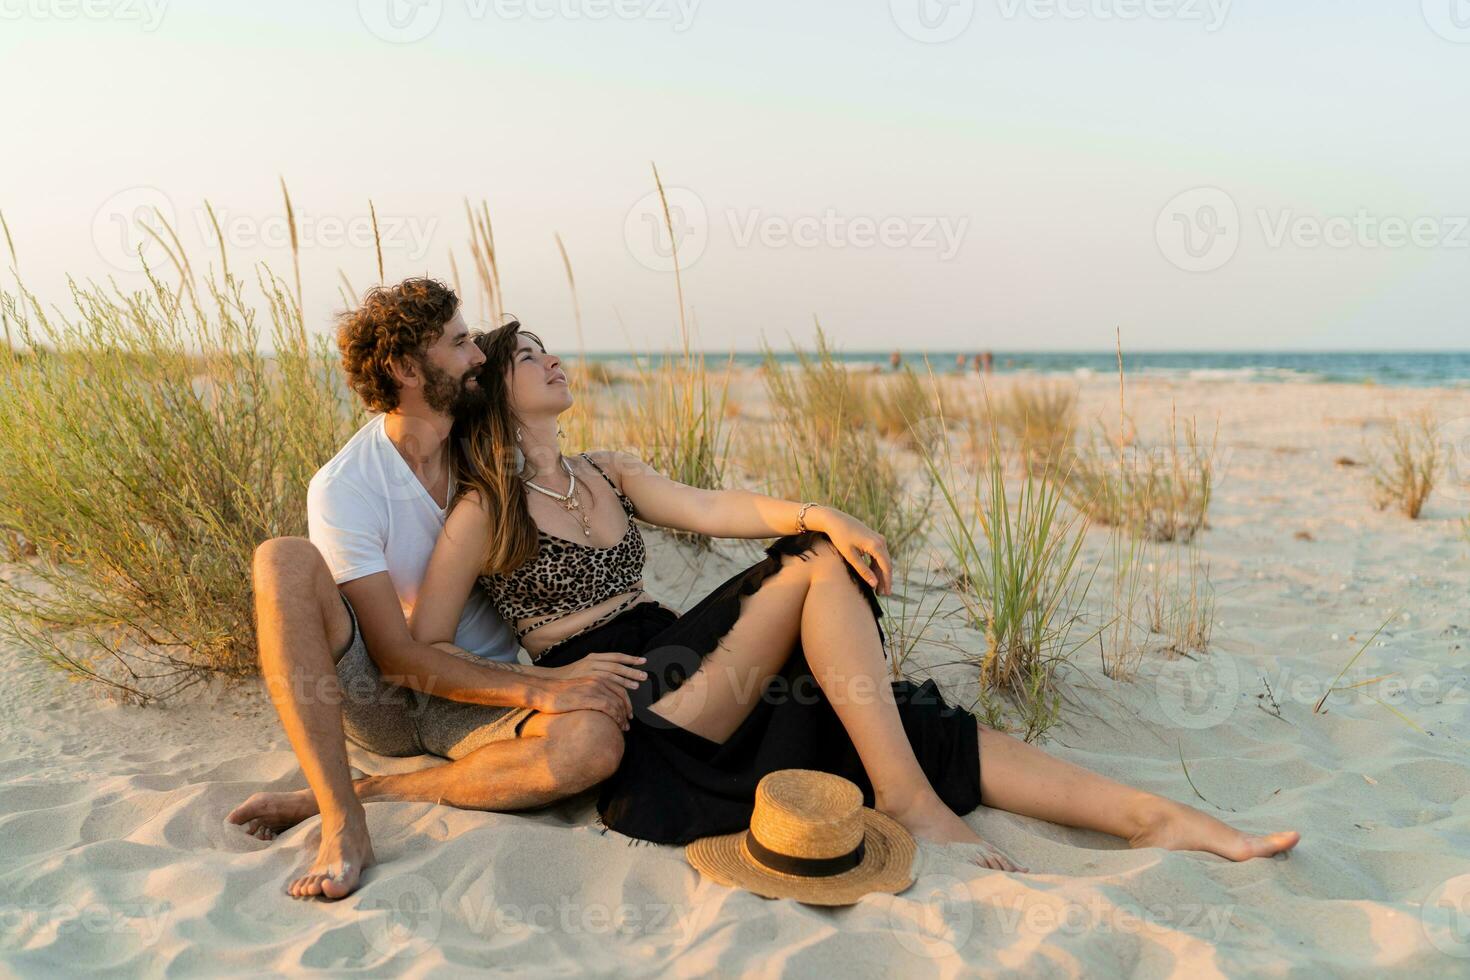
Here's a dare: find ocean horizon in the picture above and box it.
[573,350,1470,388]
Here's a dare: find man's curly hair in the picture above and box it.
[336,277,461,413]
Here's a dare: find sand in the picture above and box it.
[1,376,1468,976]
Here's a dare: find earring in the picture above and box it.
[515,426,523,443]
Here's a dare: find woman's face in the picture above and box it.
[505,332,572,418]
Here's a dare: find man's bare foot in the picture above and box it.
[227,788,320,841]
[287,809,376,900]
[1129,799,1300,861]
[228,792,375,899]
[882,793,1028,873]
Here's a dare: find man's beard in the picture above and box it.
[421,360,489,417]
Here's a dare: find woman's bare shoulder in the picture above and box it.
[581,449,655,490]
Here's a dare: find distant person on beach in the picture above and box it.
[890,349,901,370]
[289,315,1299,868]
[228,279,639,900]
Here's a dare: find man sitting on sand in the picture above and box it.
[228,279,644,899]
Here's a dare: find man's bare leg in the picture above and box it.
[229,537,374,900]
[229,710,622,837]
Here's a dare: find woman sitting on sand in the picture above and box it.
[409,321,1300,869]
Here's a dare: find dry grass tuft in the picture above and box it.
[990,381,1078,471]
[0,258,359,699]
[1063,410,1216,543]
[914,420,1096,741]
[1366,410,1440,519]
[752,326,932,558]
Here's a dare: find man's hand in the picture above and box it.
[532,655,640,731]
[546,652,648,689]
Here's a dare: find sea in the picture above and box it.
[580,351,1470,389]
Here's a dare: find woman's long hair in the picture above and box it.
[449,320,548,576]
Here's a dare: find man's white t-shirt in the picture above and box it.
[307,414,519,662]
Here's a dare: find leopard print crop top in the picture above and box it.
[478,453,647,639]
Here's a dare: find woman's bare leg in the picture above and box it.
[975,727,1300,860]
[652,538,1297,869]
[650,540,1021,868]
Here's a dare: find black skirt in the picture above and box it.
[535,531,983,846]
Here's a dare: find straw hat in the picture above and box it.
[685,769,916,906]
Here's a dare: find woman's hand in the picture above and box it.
[806,507,894,595]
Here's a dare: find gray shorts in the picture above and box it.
[334,594,535,760]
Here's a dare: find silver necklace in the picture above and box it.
[523,455,592,537]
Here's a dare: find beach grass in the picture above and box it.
[1366,409,1440,519]
[608,167,735,545]
[1062,407,1216,543]
[754,326,933,558]
[991,380,1078,473]
[0,257,359,699]
[867,363,952,444]
[913,411,1095,741]
[877,554,951,683]
[1147,540,1215,656]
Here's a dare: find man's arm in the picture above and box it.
[339,572,631,726]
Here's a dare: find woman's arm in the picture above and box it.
[410,492,491,646]
[600,451,808,539]
[595,451,894,593]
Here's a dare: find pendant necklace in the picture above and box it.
[523,455,593,537]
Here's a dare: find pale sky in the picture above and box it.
[2,0,1467,351]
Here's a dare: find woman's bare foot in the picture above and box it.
[1129,799,1300,861]
[882,793,1028,872]
[227,788,320,841]
[228,791,375,899]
